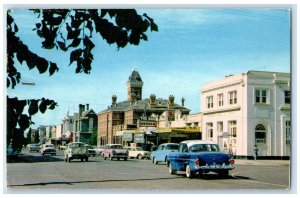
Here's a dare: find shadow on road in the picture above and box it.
[8,177,179,187]
[7,155,64,163]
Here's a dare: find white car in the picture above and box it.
[125,147,150,160]
[40,144,56,156]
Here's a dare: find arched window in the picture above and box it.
[255,124,266,144]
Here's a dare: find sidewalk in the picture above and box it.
[234,159,290,166]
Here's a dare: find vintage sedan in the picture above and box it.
[167,140,235,178]
[150,143,179,164]
[102,144,128,161]
[40,144,56,156]
[124,146,150,159]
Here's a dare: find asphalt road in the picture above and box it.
[5,148,291,192]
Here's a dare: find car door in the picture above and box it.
[155,145,165,161]
[177,143,189,171]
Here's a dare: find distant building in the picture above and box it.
[62,113,74,145]
[73,104,98,143]
[97,70,198,147]
[38,125,48,144]
[201,71,290,159]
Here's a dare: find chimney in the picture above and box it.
[112,95,117,106]
[149,94,156,107]
[168,95,175,109]
[86,104,89,111]
[181,97,185,107]
[79,104,84,116]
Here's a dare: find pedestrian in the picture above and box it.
[253,145,259,160]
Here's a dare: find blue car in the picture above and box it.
[150,143,179,164]
[167,140,235,178]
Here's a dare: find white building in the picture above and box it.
[201,71,290,159]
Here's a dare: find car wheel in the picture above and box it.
[168,162,176,175]
[85,157,88,162]
[124,157,128,161]
[81,158,84,162]
[137,154,143,160]
[185,165,195,178]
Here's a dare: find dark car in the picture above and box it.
[167,140,235,178]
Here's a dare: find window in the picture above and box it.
[286,121,291,145]
[255,124,266,144]
[207,123,213,139]
[218,94,224,106]
[229,121,237,138]
[229,91,237,104]
[255,89,268,104]
[285,91,290,104]
[217,122,223,133]
[207,96,213,108]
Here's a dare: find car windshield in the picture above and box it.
[136,147,143,151]
[165,144,179,150]
[110,145,123,149]
[190,144,220,152]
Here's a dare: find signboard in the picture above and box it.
[138,120,157,127]
[123,132,133,141]
[134,132,145,143]
[168,111,175,121]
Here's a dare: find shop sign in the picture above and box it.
[134,132,145,143]
[123,132,133,141]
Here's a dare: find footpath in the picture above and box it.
[234,159,290,166]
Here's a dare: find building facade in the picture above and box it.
[73,104,98,143]
[201,71,290,159]
[97,70,197,147]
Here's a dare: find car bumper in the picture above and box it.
[193,164,235,171]
[112,154,128,158]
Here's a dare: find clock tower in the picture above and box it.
[127,69,143,102]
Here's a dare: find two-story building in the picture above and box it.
[73,104,98,143]
[201,70,290,159]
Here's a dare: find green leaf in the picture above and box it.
[28,100,39,115]
[49,62,59,76]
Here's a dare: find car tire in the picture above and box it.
[137,154,142,160]
[85,157,88,162]
[81,158,84,162]
[124,157,128,161]
[168,162,176,175]
[185,165,195,179]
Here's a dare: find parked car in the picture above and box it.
[64,142,89,162]
[85,145,97,156]
[150,143,179,164]
[93,146,105,155]
[124,146,150,159]
[102,144,128,161]
[29,144,40,152]
[40,144,56,156]
[167,140,235,178]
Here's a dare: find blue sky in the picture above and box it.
[8,8,291,129]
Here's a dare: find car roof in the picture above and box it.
[159,143,179,146]
[180,140,216,148]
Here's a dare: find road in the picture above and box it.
[5,148,290,192]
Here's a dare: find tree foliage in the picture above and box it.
[7,9,158,152]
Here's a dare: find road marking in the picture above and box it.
[231,171,289,188]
